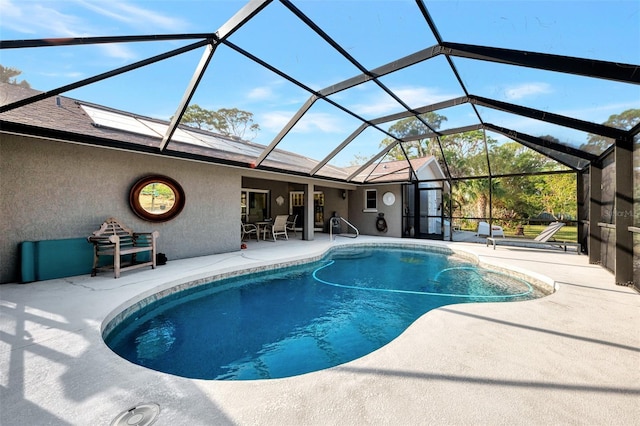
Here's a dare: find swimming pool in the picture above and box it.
[103,245,549,380]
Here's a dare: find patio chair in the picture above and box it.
[286,214,298,237]
[241,222,259,241]
[477,221,504,238]
[264,215,289,241]
[486,221,580,254]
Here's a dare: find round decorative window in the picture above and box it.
[129,175,185,222]
[382,191,396,206]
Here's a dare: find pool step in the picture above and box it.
[331,249,371,260]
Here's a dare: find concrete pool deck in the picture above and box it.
[1,235,638,425]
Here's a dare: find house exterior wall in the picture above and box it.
[320,186,349,228]
[0,134,241,283]
[242,177,291,218]
[348,185,403,238]
[240,180,349,228]
[0,134,407,283]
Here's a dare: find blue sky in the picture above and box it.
[1,0,639,166]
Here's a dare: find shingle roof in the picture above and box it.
[345,156,436,183]
[0,82,354,179]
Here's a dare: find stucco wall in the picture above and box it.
[348,185,403,238]
[0,135,241,283]
[318,186,347,230]
[241,179,350,231]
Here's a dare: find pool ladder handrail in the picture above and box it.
[330,216,359,240]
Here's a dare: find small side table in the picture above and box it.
[255,220,273,241]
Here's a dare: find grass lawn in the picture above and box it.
[506,224,578,241]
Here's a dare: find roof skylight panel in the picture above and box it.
[193,133,264,156]
[137,119,206,146]
[81,105,161,138]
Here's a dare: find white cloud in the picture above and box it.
[504,82,552,100]
[99,43,137,61]
[1,0,188,55]
[394,87,453,107]
[0,0,82,36]
[260,111,294,132]
[559,101,640,123]
[260,111,344,134]
[350,86,456,116]
[247,86,273,101]
[0,0,21,20]
[257,85,458,138]
[75,0,189,32]
[41,71,84,79]
[353,97,399,116]
[244,80,300,105]
[294,112,344,133]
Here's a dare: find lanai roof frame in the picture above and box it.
[1,0,639,185]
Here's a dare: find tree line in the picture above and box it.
[378,108,639,226]
[0,65,31,88]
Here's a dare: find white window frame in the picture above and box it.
[363,189,378,212]
[241,188,270,223]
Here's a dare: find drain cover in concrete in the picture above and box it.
[111,403,160,426]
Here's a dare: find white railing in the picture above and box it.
[329,216,359,240]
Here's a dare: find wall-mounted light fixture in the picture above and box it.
[342,191,347,200]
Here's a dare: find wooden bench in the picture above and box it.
[88,217,159,278]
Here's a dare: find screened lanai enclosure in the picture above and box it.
[1,0,639,288]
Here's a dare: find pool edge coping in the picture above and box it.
[101,240,557,340]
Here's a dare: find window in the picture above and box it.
[241,188,270,223]
[364,189,377,212]
[129,175,185,222]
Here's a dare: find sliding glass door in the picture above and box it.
[241,189,270,223]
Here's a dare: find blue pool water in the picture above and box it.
[104,246,546,380]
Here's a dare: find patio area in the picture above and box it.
[1,235,638,425]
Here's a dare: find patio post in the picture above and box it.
[614,138,634,286]
[588,163,602,265]
[303,184,315,241]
